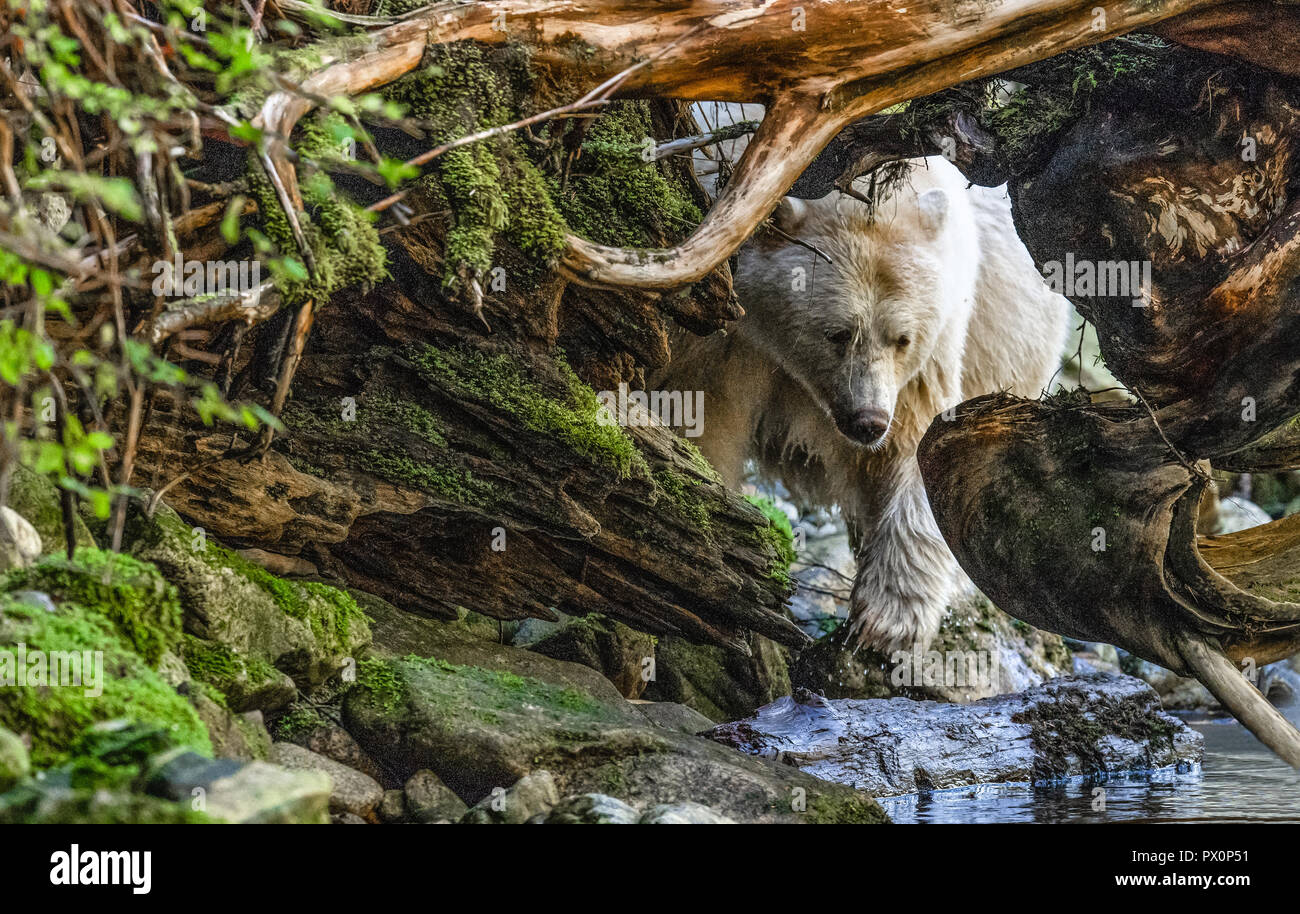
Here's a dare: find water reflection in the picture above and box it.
[880,714,1300,824]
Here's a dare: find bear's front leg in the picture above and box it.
[846,457,961,654]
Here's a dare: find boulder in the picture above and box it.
[123,501,371,691]
[0,725,30,792]
[342,654,885,823]
[643,632,791,722]
[272,707,389,786]
[404,769,467,823]
[269,742,384,820]
[527,613,656,699]
[0,507,42,572]
[145,750,330,824]
[5,465,94,556]
[461,770,560,824]
[189,688,272,761]
[543,793,640,824]
[639,802,735,824]
[632,701,714,735]
[704,675,1202,797]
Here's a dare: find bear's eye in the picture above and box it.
[896,334,912,349]
[826,329,853,348]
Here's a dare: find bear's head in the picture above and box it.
[734,174,957,449]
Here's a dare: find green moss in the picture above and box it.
[804,791,888,825]
[356,657,406,716]
[744,495,797,587]
[272,705,326,741]
[384,43,567,286]
[554,99,702,247]
[0,593,211,768]
[5,464,96,554]
[2,547,182,666]
[212,547,368,658]
[246,113,388,307]
[408,343,640,478]
[654,468,712,531]
[182,634,281,699]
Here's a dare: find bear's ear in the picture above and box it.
[771,196,807,234]
[917,188,949,237]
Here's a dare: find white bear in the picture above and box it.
[657,156,1069,652]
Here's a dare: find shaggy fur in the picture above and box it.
[657,156,1068,651]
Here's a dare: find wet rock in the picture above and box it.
[145,750,330,823]
[643,632,791,722]
[0,725,30,792]
[342,654,885,823]
[543,794,640,824]
[792,588,1071,703]
[0,507,42,572]
[703,674,1202,797]
[462,770,560,824]
[528,613,656,699]
[639,802,735,824]
[404,769,467,823]
[269,742,383,820]
[633,701,715,735]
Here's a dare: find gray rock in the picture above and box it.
[639,802,735,824]
[145,750,330,823]
[544,793,640,824]
[462,770,560,824]
[704,674,1202,797]
[331,811,367,824]
[190,689,272,761]
[643,632,791,722]
[124,502,370,690]
[276,713,387,786]
[0,725,30,792]
[269,742,383,820]
[528,613,656,699]
[344,655,886,823]
[378,789,408,822]
[404,769,467,823]
[0,507,42,572]
[633,701,715,735]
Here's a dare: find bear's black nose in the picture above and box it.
[848,407,891,444]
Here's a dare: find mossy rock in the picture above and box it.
[2,547,182,666]
[5,465,95,556]
[0,725,29,792]
[182,635,296,714]
[0,592,211,768]
[121,501,371,692]
[342,655,884,823]
[527,612,656,699]
[643,633,792,722]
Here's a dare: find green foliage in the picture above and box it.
[744,495,797,587]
